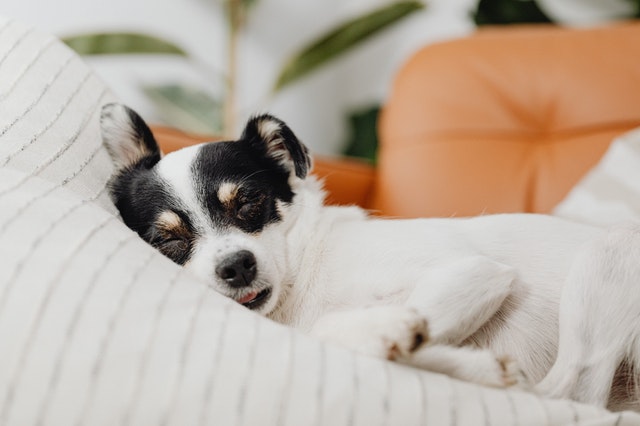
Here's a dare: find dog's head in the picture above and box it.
[100,103,312,314]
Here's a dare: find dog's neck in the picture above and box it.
[269,175,368,328]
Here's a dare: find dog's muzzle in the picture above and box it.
[216,250,272,310]
[216,250,257,288]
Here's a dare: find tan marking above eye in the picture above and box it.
[218,182,239,205]
[156,210,183,229]
[155,210,191,239]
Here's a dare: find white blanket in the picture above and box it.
[555,127,640,227]
[0,16,637,425]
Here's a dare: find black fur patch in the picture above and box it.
[101,103,161,170]
[192,141,295,234]
[241,114,311,179]
[109,169,196,265]
[104,107,310,267]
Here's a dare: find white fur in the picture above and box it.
[258,177,640,410]
[102,106,640,410]
[257,119,281,143]
[154,146,287,311]
[100,104,149,169]
[405,345,526,388]
[310,305,428,360]
[156,145,205,226]
[187,227,287,313]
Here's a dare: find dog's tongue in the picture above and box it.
[237,291,258,305]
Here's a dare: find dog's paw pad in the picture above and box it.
[375,306,429,360]
[410,329,427,352]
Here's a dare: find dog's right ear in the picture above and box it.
[100,103,161,172]
[241,114,312,180]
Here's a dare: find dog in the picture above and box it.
[100,103,640,411]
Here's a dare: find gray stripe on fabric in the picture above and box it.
[478,386,489,426]
[382,362,391,426]
[275,329,295,426]
[32,88,107,175]
[347,353,359,426]
[2,215,116,426]
[159,282,210,426]
[236,315,261,426]
[0,27,32,70]
[0,182,109,319]
[314,342,326,426]
[32,233,138,425]
[74,250,156,426]
[0,19,14,41]
[417,373,427,426]
[199,302,232,426]
[0,38,56,103]
[0,53,74,141]
[0,76,100,198]
[120,268,184,426]
[449,379,457,426]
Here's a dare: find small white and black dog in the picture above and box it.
[101,103,640,411]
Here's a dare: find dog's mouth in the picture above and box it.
[236,288,272,310]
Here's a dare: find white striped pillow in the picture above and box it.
[554,127,640,226]
[0,17,117,214]
[1,15,637,425]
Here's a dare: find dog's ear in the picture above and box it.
[241,114,312,179]
[100,103,161,172]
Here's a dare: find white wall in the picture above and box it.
[2,0,477,155]
[2,0,633,154]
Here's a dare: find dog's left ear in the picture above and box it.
[241,114,312,179]
[100,103,161,172]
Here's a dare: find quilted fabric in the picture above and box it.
[0,16,638,425]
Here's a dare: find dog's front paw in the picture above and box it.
[469,352,531,389]
[496,355,531,389]
[407,346,532,389]
[311,306,429,360]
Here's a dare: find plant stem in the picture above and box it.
[224,0,242,138]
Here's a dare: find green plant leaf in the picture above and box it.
[143,84,223,135]
[274,1,425,91]
[473,0,551,25]
[343,104,381,163]
[62,32,187,56]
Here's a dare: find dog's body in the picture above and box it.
[101,103,640,411]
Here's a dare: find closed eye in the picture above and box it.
[161,236,189,251]
[154,235,192,264]
[150,209,194,264]
[236,196,265,221]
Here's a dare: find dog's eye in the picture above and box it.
[237,201,255,218]
[154,235,191,265]
[162,237,189,252]
[236,196,264,220]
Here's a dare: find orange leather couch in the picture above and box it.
[154,22,640,218]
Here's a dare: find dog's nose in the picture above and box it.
[215,250,257,288]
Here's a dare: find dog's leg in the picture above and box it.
[310,305,429,360]
[398,344,529,388]
[394,256,526,388]
[537,225,640,407]
[405,256,516,346]
[310,257,527,388]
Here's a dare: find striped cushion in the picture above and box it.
[554,127,640,226]
[0,16,637,425]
